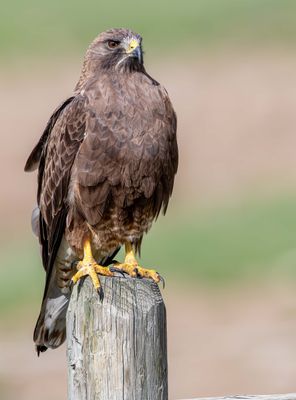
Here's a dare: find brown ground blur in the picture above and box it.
[2,49,296,399]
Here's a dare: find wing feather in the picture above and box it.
[32,96,86,293]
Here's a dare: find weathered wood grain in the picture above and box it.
[181,394,296,400]
[67,275,168,400]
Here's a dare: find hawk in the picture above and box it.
[25,28,178,354]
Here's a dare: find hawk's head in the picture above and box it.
[87,28,144,73]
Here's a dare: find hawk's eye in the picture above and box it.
[107,40,120,49]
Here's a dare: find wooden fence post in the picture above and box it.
[67,275,168,400]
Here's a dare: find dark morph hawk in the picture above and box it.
[25,28,178,354]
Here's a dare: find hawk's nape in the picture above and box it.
[25,28,178,354]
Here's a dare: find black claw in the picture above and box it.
[159,275,165,289]
[97,287,104,302]
[69,280,74,290]
[134,268,140,277]
[109,266,126,277]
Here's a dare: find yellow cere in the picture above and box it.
[126,38,139,53]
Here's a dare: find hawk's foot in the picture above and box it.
[113,242,164,287]
[71,238,114,300]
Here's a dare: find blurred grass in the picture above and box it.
[2,193,296,315]
[142,194,296,283]
[0,240,44,313]
[1,0,296,60]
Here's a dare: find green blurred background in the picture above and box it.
[2,1,296,399]
[2,0,296,58]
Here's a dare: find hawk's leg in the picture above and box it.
[113,242,163,286]
[71,237,114,299]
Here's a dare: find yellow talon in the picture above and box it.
[71,237,114,299]
[114,242,163,286]
[136,266,160,282]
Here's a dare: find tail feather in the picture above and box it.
[34,278,70,352]
[34,242,121,354]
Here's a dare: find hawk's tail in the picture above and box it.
[34,244,120,355]
[34,269,70,355]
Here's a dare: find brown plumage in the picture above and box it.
[25,28,178,354]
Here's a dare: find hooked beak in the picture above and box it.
[125,38,142,64]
